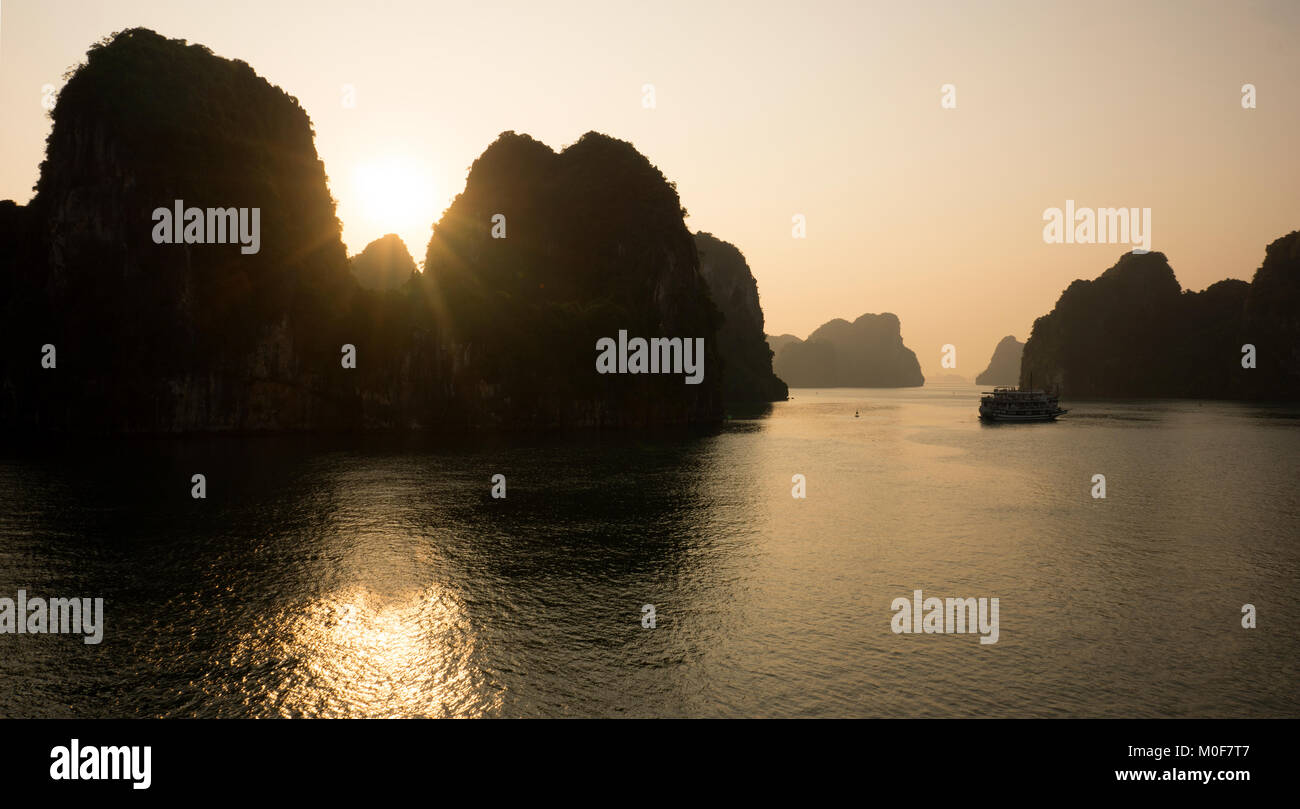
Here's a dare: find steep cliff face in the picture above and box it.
[350,234,417,291]
[0,201,37,421]
[419,131,723,428]
[693,232,787,403]
[771,313,924,387]
[1243,231,1300,399]
[0,28,377,431]
[975,336,1024,386]
[1019,245,1285,399]
[0,201,35,312]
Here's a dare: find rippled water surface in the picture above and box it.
[1,385,1297,717]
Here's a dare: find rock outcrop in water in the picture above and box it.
[350,234,417,291]
[0,29,724,432]
[975,336,1024,386]
[693,231,787,403]
[1021,234,1300,399]
[767,313,924,387]
[0,28,364,431]
[420,130,723,427]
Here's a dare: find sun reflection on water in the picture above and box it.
[234,585,496,718]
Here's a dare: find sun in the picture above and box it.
[349,156,439,259]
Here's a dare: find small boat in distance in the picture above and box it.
[979,386,1068,422]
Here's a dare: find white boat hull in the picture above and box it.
[979,407,1067,422]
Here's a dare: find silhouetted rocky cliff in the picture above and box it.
[350,234,416,291]
[1021,234,1299,399]
[1242,231,1300,400]
[419,130,723,427]
[693,232,787,403]
[768,313,924,387]
[975,336,1024,386]
[0,28,368,431]
[0,29,725,432]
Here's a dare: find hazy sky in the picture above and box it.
[2,0,1297,377]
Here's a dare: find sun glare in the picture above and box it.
[349,157,438,260]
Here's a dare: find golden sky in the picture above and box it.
[2,0,1297,376]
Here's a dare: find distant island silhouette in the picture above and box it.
[767,313,925,388]
[976,336,1024,386]
[1022,235,1300,399]
[350,234,417,292]
[0,28,791,433]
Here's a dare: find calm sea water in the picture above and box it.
[1,384,1297,718]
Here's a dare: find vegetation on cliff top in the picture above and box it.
[1021,233,1300,399]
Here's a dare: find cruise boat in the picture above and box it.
[978,386,1068,422]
